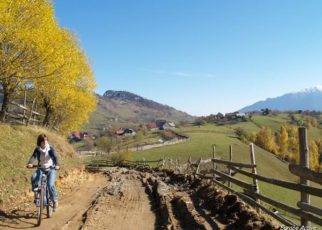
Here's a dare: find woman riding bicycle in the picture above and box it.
[26,134,60,210]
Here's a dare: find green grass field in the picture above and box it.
[132,117,322,225]
[228,113,322,142]
[251,114,290,131]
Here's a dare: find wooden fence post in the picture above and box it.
[187,155,192,172]
[175,158,179,172]
[170,157,173,169]
[161,157,165,169]
[23,86,27,124]
[228,145,233,188]
[213,145,216,177]
[250,143,259,202]
[299,127,310,227]
[27,98,36,126]
[196,157,202,174]
[33,102,37,125]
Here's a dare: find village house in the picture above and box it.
[146,120,176,131]
[168,121,176,128]
[146,122,158,131]
[68,131,91,142]
[216,112,225,119]
[155,119,167,130]
[224,112,238,120]
[115,128,136,137]
[225,112,247,120]
[164,121,176,130]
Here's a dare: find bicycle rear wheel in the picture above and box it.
[36,188,44,226]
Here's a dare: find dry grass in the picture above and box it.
[0,124,81,210]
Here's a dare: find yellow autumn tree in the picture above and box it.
[0,0,59,121]
[303,116,316,128]
[255,126,278,154]
[34,30,96,133]
[278,125,289,158]
[309,140,320,171]
[285,126,299,163]
[1,1,96,132]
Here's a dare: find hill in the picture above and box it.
[240,87,322,112]
[84,90,194,132]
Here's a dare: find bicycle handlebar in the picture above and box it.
[26,165,59,170]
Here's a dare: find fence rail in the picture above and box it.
[228,166,322,197]
[289,164,322,185]
[212,158,256,168]
[3,100,44,125]
[1,86,44,125]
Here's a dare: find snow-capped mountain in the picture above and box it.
[240,87,322,112]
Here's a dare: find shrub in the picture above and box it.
[161,130,176,141]
[234,127,248,141]
[193,119,205,126]
[110,151,133,164]
[134,130,144,144]
[95,136,113,153]
[84,138,94,151]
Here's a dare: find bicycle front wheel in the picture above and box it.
[47,201,53,218]
[36,188,44,226]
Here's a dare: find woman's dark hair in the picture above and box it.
[37,134,48,147]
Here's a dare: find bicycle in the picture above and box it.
[27,165,57,226]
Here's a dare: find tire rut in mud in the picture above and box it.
[79,167,279,230]
[139,168,279,230]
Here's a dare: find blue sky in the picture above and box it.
[54,0,322,115]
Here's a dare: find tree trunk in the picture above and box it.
[42,98,53,126]
[0,84,11,122]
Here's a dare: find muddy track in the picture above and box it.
[0,167,279,229]
[80,168,156,230]
[140,168,279,230]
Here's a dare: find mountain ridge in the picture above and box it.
[84,90,194,132]
[240,87,322,112]
[103,90,178,111]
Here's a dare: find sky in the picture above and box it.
[54,0,322,116]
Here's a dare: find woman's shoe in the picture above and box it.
[53,200,58,211]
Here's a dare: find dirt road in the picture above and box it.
[0,169,157,230]
[0,174,106,230]
[80,168,156,230]
[0,167,278,230]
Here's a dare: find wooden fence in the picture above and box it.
[1,88,44,125]
[160,127,322,227]
[85,127,321,227]
[5,100,44,125]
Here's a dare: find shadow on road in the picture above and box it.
[0,209,38,229]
